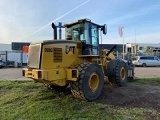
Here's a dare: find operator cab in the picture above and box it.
[64,19,107,55]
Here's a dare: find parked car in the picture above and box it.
[0,62,5,68]
[132,56,160,67]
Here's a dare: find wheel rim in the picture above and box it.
[89,72,100,92]
[120,67,126,80]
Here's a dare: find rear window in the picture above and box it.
[154,57,159,60]
[140,56,154,60]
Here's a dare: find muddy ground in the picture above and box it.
[96,81,160,111]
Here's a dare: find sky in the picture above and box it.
[0,0,160,44]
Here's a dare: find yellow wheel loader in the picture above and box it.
[23,19,134,101]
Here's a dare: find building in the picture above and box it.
[100,44,125,53]
[126,43,160,57]
[0,42,30,67]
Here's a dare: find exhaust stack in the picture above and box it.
[51,23,57,40]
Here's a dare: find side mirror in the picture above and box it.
[102,24,107,35]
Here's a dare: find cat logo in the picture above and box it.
[65,45,75,55]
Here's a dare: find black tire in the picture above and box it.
[142,63,146,67]
[115,60,128,86]
[70,63,104,101]
[107,60,128,87]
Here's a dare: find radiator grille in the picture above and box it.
[28,44,41,68]
[53,48,62,62]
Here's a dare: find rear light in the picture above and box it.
[38,71,42,79]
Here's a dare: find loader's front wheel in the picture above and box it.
[115,60,128,86]
[71,63,104,101]
[107,60,128,86]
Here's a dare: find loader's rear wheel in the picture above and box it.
[71,63,104,101]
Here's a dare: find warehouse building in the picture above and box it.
[0,42,30,67]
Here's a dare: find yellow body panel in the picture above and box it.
[23,67,78,86]
[66,69,78,81]
[23,40,84,86]
[41,41,83,69]
[23,40,115,86]
[23,68,40,79]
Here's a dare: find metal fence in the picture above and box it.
[1,50,159,68]
[0,51,28,67]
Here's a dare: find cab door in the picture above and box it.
[91,25,99,55]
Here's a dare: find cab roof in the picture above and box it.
[63,18,102,28]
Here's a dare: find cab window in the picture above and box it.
[65,23,86,41]
[72,27,85,41]
[91,26,98,46]
[90,25,99,55]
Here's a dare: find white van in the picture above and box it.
[132,56,160,67]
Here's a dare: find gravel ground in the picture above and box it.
[134,67,160,78]
[0,67,160,80]
[0,68,31,80]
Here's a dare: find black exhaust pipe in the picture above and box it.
[51,23,57,40]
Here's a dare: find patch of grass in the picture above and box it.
[131,78,160,85]
[0,80,160,120]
